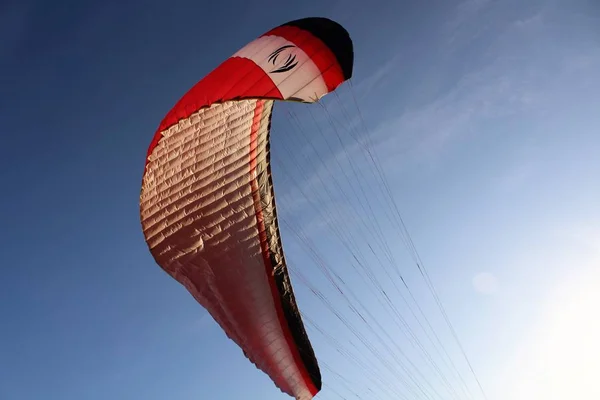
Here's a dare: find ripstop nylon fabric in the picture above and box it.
[140,99,314,399]
[139,17,354,399]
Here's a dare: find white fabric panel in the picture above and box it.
[140,99,313,400]
[233,35,328,102]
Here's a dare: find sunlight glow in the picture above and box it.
[510,267,600,400]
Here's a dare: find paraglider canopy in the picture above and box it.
[139,17,353,400]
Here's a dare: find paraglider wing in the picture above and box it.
[139,17,353,399]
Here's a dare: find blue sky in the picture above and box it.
[1,0,599,399]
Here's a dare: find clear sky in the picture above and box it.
[1,0,599,399]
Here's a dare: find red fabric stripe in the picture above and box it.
[145,57,283,168]
[248,100,318,397]
[262,25,345,93]
[146,26,345,169]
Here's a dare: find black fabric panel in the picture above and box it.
[282,17,354,80]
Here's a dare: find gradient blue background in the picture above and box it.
[2,0,599,399]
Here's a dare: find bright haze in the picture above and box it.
[1,0,599,399]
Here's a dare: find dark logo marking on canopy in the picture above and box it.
[268,45,299,74]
